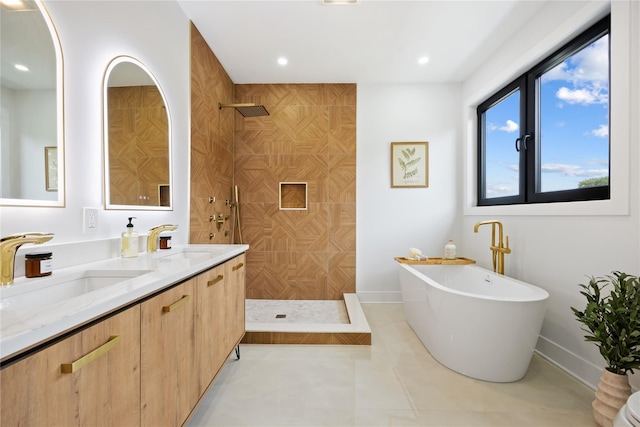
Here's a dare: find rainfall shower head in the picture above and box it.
[219,103,270,117]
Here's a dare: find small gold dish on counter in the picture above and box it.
[394,257,476,265]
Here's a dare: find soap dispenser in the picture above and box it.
[121,217,139,258]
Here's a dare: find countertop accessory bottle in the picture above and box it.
[444,240,456,260]
[121,217,139,258]
[25,251,53,278]
[159,236,172,250]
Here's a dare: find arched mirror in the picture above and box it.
[103,56,172,210]
[0,0,65,207]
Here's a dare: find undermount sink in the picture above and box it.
[0,269,152,312]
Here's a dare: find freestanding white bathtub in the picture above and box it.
[397,263,549,382]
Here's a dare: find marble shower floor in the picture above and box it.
[187,303,597,427]
[245,299,350,324]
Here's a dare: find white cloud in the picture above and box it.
[488,120,519,133]
[556,87,607,105]
[541,163,608,177]
[591,124,608,137]
[543,37,609,84]
[485,183,516,197]
[499,120,519,133]
[543,35,609,106]
[541,164,580,175]
[570,37,609,82]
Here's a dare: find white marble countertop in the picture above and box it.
[0,244,249,362]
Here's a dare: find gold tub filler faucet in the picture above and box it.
[0,232,54,286]
[473,220,511,275]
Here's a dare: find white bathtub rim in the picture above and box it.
[399,263,550,303]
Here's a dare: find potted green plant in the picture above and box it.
[571,271,640,427]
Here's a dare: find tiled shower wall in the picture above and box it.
[234,84,356,300]
[189,24,234,244]
[108,85,169,207]
[190,23,356,300]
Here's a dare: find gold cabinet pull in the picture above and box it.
[207,275,224,286]
[162,294,190,313]
[61,335,121,374]
[232,262,244,271]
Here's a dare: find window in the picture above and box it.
[477,16,610,206]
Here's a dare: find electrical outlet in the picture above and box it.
[83,207,99,234]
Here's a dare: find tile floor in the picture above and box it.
[246,299,349,324]
[187,303,597,426]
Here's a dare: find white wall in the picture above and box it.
[357,0,639,391]
[18,90,57,200]
[0,88,57,200]
[356,83,462,302]
[461,0,639,390]
[0,1,190,253]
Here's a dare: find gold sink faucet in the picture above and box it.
[473,220,511,275]
[147,224,178,253]
[1,232,54,285]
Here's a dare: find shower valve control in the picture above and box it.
[215,212,225,230]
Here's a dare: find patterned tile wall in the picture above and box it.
[234,84,356,300]
[190,24,356,300]
[189,24,235,244]
[108,86,169,206]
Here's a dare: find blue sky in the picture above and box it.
[484,35,609,198]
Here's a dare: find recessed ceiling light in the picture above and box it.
[418,56,430,65]
[277,57,288,66]
[14,64,29,72]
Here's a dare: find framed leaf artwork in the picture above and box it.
[391,142,428,188]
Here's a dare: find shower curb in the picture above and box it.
[242,294,371,345]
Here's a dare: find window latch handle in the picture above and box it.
[515,133,533,151]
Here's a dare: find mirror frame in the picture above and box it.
[102,55,173,211]
[0,0,65,207]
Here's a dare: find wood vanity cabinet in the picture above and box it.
[195,253,246,392]
[140,278,199,427]
[0,253,246,427]
[195,262,228,391]
[0,306,141,427]
[226,254,246,350]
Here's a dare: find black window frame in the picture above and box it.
[477,15,611,207]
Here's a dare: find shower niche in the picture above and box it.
[279,182,307,210]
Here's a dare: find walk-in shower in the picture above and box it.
[231,184,371,345]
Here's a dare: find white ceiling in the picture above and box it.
[177,0,549,84]
[1,6,56,90]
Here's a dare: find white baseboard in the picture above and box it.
[356,291,402,303]
[535,335,602,390]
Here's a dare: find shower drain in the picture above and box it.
[275,314,286,319]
